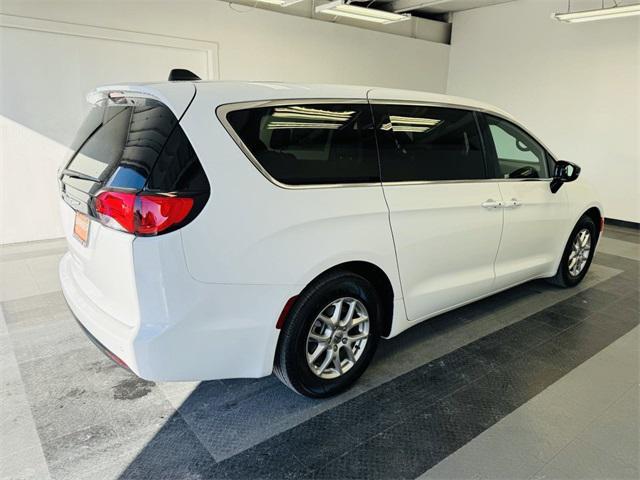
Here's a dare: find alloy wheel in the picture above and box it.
[568,228,591,277]
[305,297,370,379]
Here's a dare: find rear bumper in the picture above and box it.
[73,315,131,371]
[60,250,298,381]
[60,252,140,371]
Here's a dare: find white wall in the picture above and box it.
[0,0,450,244]
[447,0,640,223]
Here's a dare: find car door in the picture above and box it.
[370,100,503,322]
[479,113,569,289]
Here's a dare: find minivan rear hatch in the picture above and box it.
[59,83,208,327]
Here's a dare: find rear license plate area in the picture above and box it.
[73,211,90,246]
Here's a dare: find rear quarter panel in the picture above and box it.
[177,94,402,296]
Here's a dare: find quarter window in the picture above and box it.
[485,115,549,179]
[372,105,486,182]
[225,103,379,185]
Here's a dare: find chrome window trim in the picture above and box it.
[216,98,558,190]
[381,178,552,187]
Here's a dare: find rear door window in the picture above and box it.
[371,104,486,182]
[224,103,380,185]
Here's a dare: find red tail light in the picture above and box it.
[136,195,194,235]
[94,192,136,233]
[94,191,194,236]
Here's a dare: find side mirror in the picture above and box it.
[550,160,581,194]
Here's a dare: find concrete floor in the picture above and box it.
[1,225,638,480]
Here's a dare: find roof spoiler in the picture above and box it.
[168,69,201,81]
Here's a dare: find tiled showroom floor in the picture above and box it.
[1,225,638,480]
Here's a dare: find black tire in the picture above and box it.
[274,270,381,398]
[547,215,598,288]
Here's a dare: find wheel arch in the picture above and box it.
[294,260,396,338]
[549,202,604,279]
[582,206,603,238]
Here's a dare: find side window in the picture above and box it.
[485,115,549,179]
[225,103,379,185]
[372,104,486,182]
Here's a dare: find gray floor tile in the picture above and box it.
[10,322,89,364]
[45,420,197,480]
[478,393,598,463]
[599,236,640,260]
[0,259,40,302]
[421,436,544,480]
[0,445,51,480]
[114,415,219,480]
[531,436,639,480]
[0,309,51,480]
[0,401,43,458]
[420,326,639,479]
[19,345,175,451]
[578,386,640,468]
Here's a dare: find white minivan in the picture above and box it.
[59,76,603,397]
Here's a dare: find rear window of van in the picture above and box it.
[225,103,380,185]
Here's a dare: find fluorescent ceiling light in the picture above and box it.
[276,106,355,117]
[315,1,411,24]
[381,115,441,132]
[389,116,441,126]
[385,126,431,133]
[273,106,355,121]
[267,121,343,129]
[553,3,640,23]
[272,112,351,121]
[254,0,304,6]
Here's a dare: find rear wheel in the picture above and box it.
[274,271,381,397]
[547,215,597,288]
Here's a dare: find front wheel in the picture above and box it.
[274,271,381,398]
[547,215,597,288]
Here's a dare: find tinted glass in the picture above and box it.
[226,103,379,185]
[104,103,178,190]
[62,99,209,198]
[67,106,132,181]
[146,124,209,192]
[372,105,486,182]
[485,115,548,179]
[69,103,106,154]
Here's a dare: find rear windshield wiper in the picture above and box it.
[60,169,102,183]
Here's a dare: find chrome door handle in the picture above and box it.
[481,199,502,209]
[504,198,522,209]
